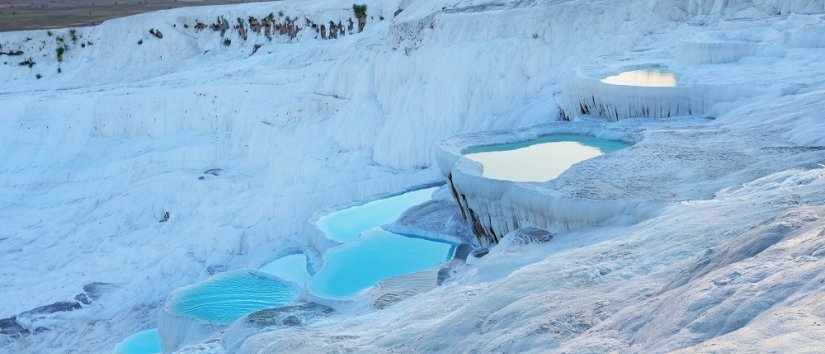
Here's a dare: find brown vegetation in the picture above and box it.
[0,0,270,32]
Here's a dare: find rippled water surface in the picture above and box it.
[170,271,298,324]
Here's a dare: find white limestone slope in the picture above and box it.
[0,0,823,353]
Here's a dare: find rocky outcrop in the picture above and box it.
[222,303,334,351]
[81,281,116,302]
[505,226,554,246]
[21,301,81,316]
[74,293,92,305]
[149,28,163,39]
[0,317,28,338]
[369,268,440,310]
[385,198,474,245]
[0,281,115,340]
[244,303,334,328]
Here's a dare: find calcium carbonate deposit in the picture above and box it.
[2,0,825,353]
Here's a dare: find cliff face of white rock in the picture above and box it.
[440,89,825,249]
[557,70,753,120]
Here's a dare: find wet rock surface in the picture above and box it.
[280,315,301,326]
[370,269,441,310]
[0,317,28,337]
[22,301,81,315]
[245,303,334,328]
[203,168,223,176]
[1,281,116,340]
[82,282,116,301]
[373,293,404,310]
[207,264,228,275]
[472,248,490,258]
[222,302,336,352]
[454,243,472,260]
[386,198,475,245]
[506,226,554,245]
[73,293,91,305]
[436,267,451,285]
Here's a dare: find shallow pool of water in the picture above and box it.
[119,187,455,352]
[115,329,161,354]
[310,186,455,298]
[259,253,310,286]
[169,270,298,324]
[464,134,628,182]
[601,69,677,87]
[311,228,455,298]
[317,187,437,243]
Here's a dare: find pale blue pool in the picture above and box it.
[601,68,677,87]
[309,186,455,298]
[118,187,454,352]
[464,134,629,182]
[310,228,455,298]
[259,253,310,286]
[115,329,161,354]
[316,187,437,243]
[168,270,299,325]
[165,188,448,321]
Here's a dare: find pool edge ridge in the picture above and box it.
[436,123,655,248]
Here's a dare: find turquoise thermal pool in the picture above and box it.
[119,187,455,352]
[310,227,455,298]
[168,270,299,324]
[169,187,452,315]
[260,187,452,300]
[316,187,437,243]
[600,68,678,87]
[310,187,455,298]
[463,134,629,182]
[115,329,161,354]
[259,253,310,286]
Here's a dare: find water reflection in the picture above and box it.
[601,69,677,87]
[464,134,628,182]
